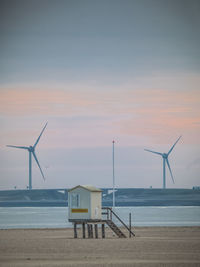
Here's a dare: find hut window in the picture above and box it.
[71,193,80,208]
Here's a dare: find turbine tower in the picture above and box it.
[7,123,48,190]
[144,136,181,189]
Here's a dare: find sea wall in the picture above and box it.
[0,188,200,207]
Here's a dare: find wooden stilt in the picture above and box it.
[129,213,131,238]
[87,224,91,238]
[95,224,98,239]
[90,224,93,238]
[102,223,105,238]
[82,223,86,239]
[74,223,77,238]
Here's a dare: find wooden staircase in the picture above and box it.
[102,207,135,238]
[106,220,126,238]
[71,208,135,239]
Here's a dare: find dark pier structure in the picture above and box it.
[70,207,135,239]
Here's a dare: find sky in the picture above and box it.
[0,0,200,190]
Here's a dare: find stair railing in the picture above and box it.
[102,207,135,237]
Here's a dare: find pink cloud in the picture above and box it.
[0,76,199,145]
[0,89,98,116]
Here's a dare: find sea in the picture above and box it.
[0,206,200,229]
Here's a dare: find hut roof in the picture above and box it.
[68,185,102,192]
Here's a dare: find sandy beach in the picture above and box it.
[0,226,200,266]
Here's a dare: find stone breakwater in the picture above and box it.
[0,188,200,207]
[1,188,200,207]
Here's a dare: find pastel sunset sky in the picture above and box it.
[0,0,200,189]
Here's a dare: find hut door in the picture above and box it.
[95,207,99,218]
[71,193,80,208]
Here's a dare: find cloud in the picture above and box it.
[0,88,97,116]
[0,73,200,146]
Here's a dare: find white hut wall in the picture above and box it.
[90,191,102,220]
[68,187,91,220]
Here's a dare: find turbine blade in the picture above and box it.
[167,135,182,155]
[166,158,175,184]
[33,122,48,148]
[144,149,163,156]
[32,152,45,181]
[7,145,29,150]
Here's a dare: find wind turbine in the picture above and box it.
[144,136,181,189]
[7,123,48,190]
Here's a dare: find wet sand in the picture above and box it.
[0,226,200,266]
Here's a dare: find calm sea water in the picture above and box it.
[0,206,200,229]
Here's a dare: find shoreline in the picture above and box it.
[1,225,200,230]
[1,203,200,207]
[1,226,200,266]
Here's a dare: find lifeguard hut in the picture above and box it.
[68,185,135,239]
[68,185,102,221]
